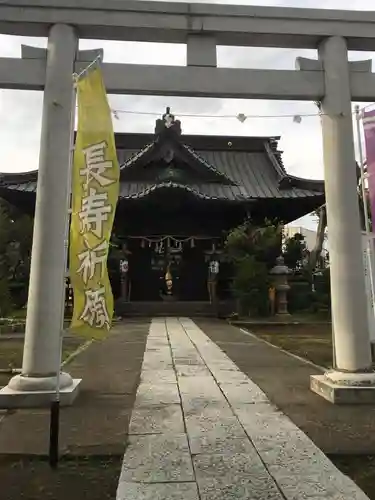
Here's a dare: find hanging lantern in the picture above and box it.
[191,238,195,248]
[141,238,145,248]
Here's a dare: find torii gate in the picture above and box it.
[1,0,375,406]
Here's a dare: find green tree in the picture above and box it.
[283,233,308,271]
[0,198,33,311]
[225,219,282,268]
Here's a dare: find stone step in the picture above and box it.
[116,301,234,317]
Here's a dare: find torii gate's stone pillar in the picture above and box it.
[310,36,375,403]
[0,24,81,407]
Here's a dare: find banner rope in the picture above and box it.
[73,54,102,82]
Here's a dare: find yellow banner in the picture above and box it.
[69,66,119,339]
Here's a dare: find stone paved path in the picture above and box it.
[117,317,369,500]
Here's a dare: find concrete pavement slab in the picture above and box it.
[119,433,194,483]
[117,482,199,500]
[129,404,184,435]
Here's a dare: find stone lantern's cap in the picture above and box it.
[270,255,291,275]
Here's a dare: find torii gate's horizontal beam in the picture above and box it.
[1,0,375,49]
[1,57,375,102]
[79,63,325,101]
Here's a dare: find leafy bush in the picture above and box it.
[314,268,331,294]
[288,280,313,313]
[225,219,282,317]
[311,269,331,315]
[231,256,270,316]
[287,268,331,316]
[0,277,12,317]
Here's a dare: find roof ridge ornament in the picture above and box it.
[154,107,182,136]
[163,107,174,128]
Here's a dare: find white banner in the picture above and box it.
[362,232,375,342]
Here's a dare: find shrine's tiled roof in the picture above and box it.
[0,134,324,204]
[119,181,248,201]
[116,139,324,202]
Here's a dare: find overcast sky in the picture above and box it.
[0,0,374,229]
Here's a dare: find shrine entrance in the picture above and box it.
[125,237,225,302]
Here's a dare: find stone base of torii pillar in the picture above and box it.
[0,374,81,409]
[311,371,375,405]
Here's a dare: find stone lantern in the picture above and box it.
[270,256,291,316]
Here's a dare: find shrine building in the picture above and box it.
[0,110,325,315]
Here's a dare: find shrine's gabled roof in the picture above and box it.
[114,135,324,203]
[0,110,325,207]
